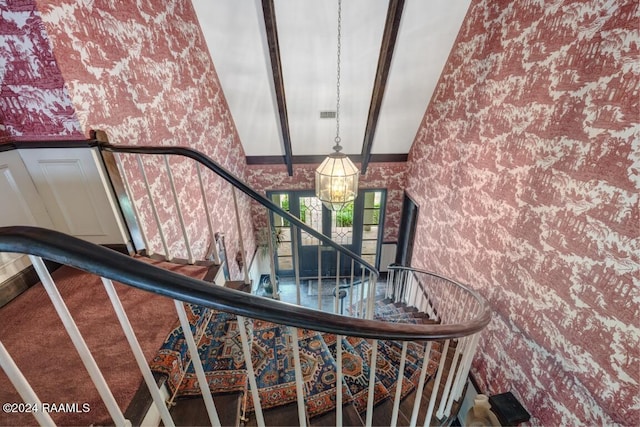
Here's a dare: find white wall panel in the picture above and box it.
[0,150,54,282]
[379,243,396,272]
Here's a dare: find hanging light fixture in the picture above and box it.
[315,0,359,211]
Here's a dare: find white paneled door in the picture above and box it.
[18,147,129,246]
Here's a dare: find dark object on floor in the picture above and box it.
[489,392,531,425]
[260,273,278,294]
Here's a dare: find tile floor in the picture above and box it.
[257,275,387,315]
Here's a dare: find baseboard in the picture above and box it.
[0,260,61,308]
[124,372,167,426]
[102,243,133,255]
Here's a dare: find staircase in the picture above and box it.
[149,293,466,427]
[0,142,490,427]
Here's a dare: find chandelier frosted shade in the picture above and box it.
[315,151,359,211]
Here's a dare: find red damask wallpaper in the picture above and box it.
[406,0,639,424]
[0,1,83,142]
[25,0,255,278]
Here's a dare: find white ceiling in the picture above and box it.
[192,0,470,159]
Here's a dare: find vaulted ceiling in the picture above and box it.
[192,0,470,173]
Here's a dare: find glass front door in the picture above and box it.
[296,193,356,277]
[268,190,385,278]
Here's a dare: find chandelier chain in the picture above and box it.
[335,0,342,147]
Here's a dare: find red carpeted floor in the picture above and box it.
[0,258,209,427]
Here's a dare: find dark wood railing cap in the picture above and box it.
[0,226,490,341]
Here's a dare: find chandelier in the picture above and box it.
[315,0,359,211]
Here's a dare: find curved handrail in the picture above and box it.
[100,143,378,275]
[388,265,492,323]
[0,226,490,340]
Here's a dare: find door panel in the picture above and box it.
[19,148,128,245]
[269,193,294,273]
[297,195,324,277]
[360,190,385,269]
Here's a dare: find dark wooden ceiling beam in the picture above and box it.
[360,0,405,175]
[262,0,294,176]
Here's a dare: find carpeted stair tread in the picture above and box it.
[310,402,365,426]
[398,339,460,426]
[374,311,418,319]
[151,288,452,425]
[410,311,435,318]
[375,314,421,324]
[345,337,420,408]
[245,320,352,418]
[150,307,248,397]
[323,333,390,413]
[169,392,243,427]
[378,340,425,398]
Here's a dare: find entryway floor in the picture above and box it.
[266,276,387,314]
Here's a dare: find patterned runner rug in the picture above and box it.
[150,305,248,396]
[245,320,353,418]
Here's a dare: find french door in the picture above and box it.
[268,190,385,278]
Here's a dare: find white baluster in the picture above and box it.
[102,278,175,427]
[165,155,194,264]
[292,226,301,306]
[409,272,418,308]
[317,246,322,310]
[365,339,378,427]
[174,301,220,426]
[237,315,264,427]
[29,256,129,427]
[267,213,278,299]
[391,341,408,427]
[289,327,307,427]
[450,306,481,401]
[445,335,469,413]
[334,251,341,314]
[436,337,464,419]
[196,163,217,263]
[409,341,433,427]
[137,155,171,260]
[451,333,481,402]
[115,153,151,255]
[366,271,376,320]
[384,269,394,298]
[423,339,450,427]
[336,334,343,427]
[359,266,366,318]
[232,188,250,284]
[0,341,56,426]
[349,259,355,313]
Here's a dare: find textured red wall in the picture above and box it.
[28,0,256,277]
[0,2,83,143]
[246,162,406,243]
[406,0,639,424]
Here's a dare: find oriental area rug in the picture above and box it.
[151,301,441,419]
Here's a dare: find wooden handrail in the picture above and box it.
[100,143,378,275]
[0,226,490,340]
[387,264,491,321]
